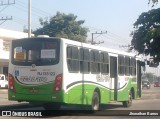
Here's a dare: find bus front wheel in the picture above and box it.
[91,92,100,110]
[122,91,132,107]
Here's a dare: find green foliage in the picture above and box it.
[148,0,158,7]
[131,8,160,63]
[33,12,89,42]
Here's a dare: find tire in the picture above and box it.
[43,103,61,110]
[91,92,100,111]
[122,91,132,107]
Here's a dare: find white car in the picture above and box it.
[0,74,8,88]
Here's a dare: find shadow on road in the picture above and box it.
[0,103,41,110]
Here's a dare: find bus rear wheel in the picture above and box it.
[91,92,100,111]
[122,92,132,107]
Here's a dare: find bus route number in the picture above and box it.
[96,75,110,82]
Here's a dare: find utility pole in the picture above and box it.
[0,16,12,25]
[28,0,31,38]
[91,31,107,45]
[0,0,15,25]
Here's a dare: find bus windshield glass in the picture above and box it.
[11,38,60,66]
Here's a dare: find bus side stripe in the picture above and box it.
[66,81,127,91]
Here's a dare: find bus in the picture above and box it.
[8,37,144,110]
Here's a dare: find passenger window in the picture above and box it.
[80,48,90,73]
[67,46,79,72]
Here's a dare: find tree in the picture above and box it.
[148,0,158,6]
[33,12,89,42]
[131,8,160,63]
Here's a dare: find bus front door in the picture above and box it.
[110,56,118,101]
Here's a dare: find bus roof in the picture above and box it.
[61,38,138,58]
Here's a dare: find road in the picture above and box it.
[0,84,160,119]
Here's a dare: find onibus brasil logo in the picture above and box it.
[1,111,42,117]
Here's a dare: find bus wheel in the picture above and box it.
[91,92,100,111]
[122,91,132,107]
[43,103,61,110]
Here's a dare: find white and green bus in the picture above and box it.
[8,37,144,110]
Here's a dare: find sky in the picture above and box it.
[0,0,160,75]
[0,0,154,45]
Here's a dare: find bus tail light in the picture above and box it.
[8,73,16,92]
[54,74,62,94]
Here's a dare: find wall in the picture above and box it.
[0,28,34,74]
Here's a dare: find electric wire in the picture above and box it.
[1,0,132,46]
[0,5,9,13]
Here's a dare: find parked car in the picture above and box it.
[0,74,8,89]
[142,80,151,89]
[154,82,160,87]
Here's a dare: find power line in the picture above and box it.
[5,15,62,34]
[0,5,8,12]
[107,33,130,43]
[12,4,43,19]
[91,31,107,45]
[101,34,129,45]
[10,1,61,33]
[16,0,52,16]
[107,31,129,42]
[0,0,15,6]
[1,0,132,46]
[9,2,78,34]
[15,0,52,21]
[0,0,15,25]
[86,25,131,46]
[8,1,127,43]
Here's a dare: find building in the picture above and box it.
[0,28,32,75]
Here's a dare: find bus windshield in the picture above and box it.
[11,38,60,66]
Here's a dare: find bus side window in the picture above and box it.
[130,58,136,75]
[100,52,109,74]
[67,46,79,72]
[67,47,72,71]
[80,48,90,73]
[125,56,130,76]
[90,50,100,74]
[67,59,72,71]
[118,55,125,75]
